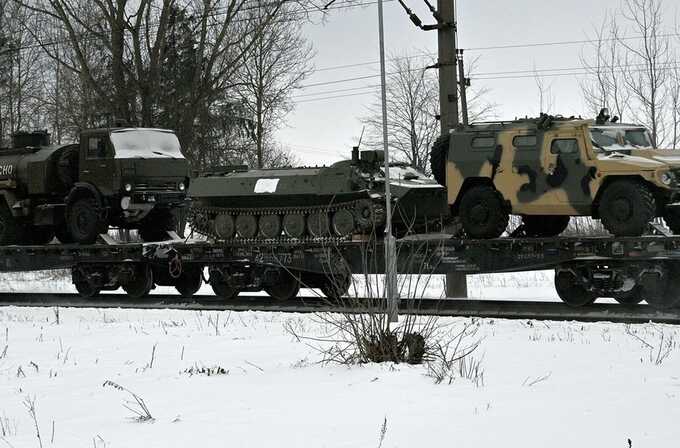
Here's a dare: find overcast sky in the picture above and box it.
[276,0,678,166]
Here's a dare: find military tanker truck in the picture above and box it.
[188,148,448,240]
[0,128,190,245]
[430,109,680,239]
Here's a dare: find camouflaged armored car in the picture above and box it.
[430,109,680,238]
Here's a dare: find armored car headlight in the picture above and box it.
[178,182,186,191]
[124,183,133,192]
[661,172,674,186]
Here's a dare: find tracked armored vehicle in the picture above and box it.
[431,109,680,239]
[0,128,189,245]
[189,148,448,240]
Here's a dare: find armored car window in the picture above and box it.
[513,135,537,148]
[110,129,183,159]
[471,137,496,149]
[551,139,579,155]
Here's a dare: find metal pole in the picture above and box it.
[458,49,469,127]
[377,0,399,322]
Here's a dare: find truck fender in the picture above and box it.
[0,190,21,217]
[65,183,104,208]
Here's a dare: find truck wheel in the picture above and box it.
[430,135,449,186]
[139,209,177,242]
[522,215,570,238]
[0,202,20,245]
[599,180,655,237]
[67,197,107,244]
[554,269,597,307]
[459,185,509,239]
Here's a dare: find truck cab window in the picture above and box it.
[88,137,108,159]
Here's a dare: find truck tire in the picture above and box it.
[430,135,449,186]
[67,197,107,244]
[0,202,21,245]
[139,209,177,242]
[458,185,509,239]
[599,180,655,237]
[23,226,55,245]
[522,215,570,238]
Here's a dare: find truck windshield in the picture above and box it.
[110,129,184,159]
[589,126,652,152]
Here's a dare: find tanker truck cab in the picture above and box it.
[68,128,190,244]
[0,128,189,246]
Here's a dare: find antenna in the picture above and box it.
[357,126,365,149]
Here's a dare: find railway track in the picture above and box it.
[1,293,679,324]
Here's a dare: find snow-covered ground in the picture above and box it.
[0,300,679,447]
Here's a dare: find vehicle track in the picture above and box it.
[1,293,679,324]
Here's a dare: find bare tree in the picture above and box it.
[580,10,631,120]
[534,64,556,114]
[234,0,314,168]
[618,0,671,147]
[669,54,680,149]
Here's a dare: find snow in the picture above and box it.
[1,299,679,447]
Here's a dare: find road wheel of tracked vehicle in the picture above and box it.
[554,269,597,307]
[522,215,570,238]
[174,266,203,298]
[430,135,449,186]
[332,209,355,237]
[67,197,107,244]
[214,214,235,239]
[265,270,300,301]
[122,264,154,299]
[259,215,282,239]
[139,209,177,242]
[74,280,100,298]
[458,185,509,239]
[236,215,258,239]
[354,199,383,231]
[599,180,655,237]
[0,202,21,245]
[283,214,306,238]
[23,226,55,245]
[663,208,680,234]
[308,212,330,237]
[209,271,239,300]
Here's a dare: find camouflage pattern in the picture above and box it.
[443,115,680,217]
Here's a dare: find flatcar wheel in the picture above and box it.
[0,202,21,245]
[209,272,239,300]
[643,263,680,310]
[259,215,282,239]
[554,269,597,307]
[613,286,644,305]
[74,281,100,298]
[236,215,258,238]
[214,214,235,239]
[332,209,355,236]
[264,271,300,301]
[122,264,154,299]
[308,212,330,237]
[320,255,352,300]
[175,266,203,298]
[283,214,306,238]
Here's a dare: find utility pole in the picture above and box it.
[377,0,399,322]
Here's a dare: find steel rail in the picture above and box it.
[1,293,679,324]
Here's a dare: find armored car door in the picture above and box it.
[541,133,593,214]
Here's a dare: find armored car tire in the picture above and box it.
[598,180,655,237]
[663,208,680,234]
[458,185,509,239]
[522,215,570,238]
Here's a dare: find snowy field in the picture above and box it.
[0,299,679,447]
